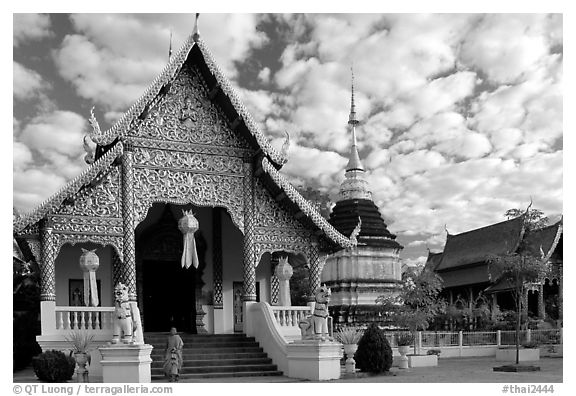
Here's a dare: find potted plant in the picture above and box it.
[396,333,413,369]
[334,327,363,374]
[65,331,94,382]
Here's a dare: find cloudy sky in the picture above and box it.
[12,13,563,266]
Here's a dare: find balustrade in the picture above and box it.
[270,306,311,328]
[55,306,115,331]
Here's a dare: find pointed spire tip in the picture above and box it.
[193,13,201,42]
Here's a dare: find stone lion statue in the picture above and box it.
[298,284,332,341]
[112,283,144,345]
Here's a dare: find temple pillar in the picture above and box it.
[212,208,224,333]
[270,254,280,305]
[307,242,324,301]
[40,220,57,302]
[242,161,257,302]
[537,283,545,319]
[121,142,137,301]
[39,221,57,335]
[213,208,223,309]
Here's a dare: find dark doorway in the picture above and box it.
[143,259,196,332]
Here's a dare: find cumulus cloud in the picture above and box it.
[460,14,553,84]
[281,144,347,192]
[51,13,268,117]
[13,110,90,211]
[13,62,50,101]
[19,111,87,157]
[13,13,52,46]
[13,168,68,212]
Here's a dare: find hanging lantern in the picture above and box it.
[178,210,199,269]
[79,248,100,307]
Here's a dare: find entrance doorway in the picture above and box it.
[143,259,197,332]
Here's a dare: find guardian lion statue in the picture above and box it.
[299,284,332,341]
[112,283,144,345]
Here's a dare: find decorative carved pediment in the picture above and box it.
[134,64,250,150]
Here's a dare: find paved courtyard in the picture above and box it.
[13,356,562,383]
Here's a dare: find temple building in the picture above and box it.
[321,74,404,328]
[426,216,563,325]
[13,20,358,379]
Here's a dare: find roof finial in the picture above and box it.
[193,13,200,42]
[168,30,173,61]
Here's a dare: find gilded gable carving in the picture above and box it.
[133,147,244,175]
[57,165,121,218]
[135,65,250,150]
[253,179,307,232]
[132,167,244,232]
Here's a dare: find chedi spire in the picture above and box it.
[346,67,364,172]
[339,69,371,201]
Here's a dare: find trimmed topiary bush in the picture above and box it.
[354,323,393,373]
[32,350,75,382]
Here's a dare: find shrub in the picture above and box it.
[522,340,539,349]
[32,350,75,382]
[13,311,41,371]
[427,349,441,356]
[354,323,393,374]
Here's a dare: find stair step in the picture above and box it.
[151,358,272,368]
[152,370,284,380]
[153,363,278,374]
[147,333,282,380]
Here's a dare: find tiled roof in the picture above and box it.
[424,251,443,272]
[522,220,563,261]
[329,198,403,249]
[435,216,525,272]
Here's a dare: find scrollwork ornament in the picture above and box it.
[132,167,244,232]
[58,166,121,218]
[49,215,123,235]
[55,234,123,263]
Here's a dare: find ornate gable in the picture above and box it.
[133,64,250,151]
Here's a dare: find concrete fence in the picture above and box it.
[383,328,562,359]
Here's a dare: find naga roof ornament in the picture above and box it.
[280,131,290,161]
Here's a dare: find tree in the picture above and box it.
[377,268,446,354]
[487,250,549,365]
[505,208,549,231]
